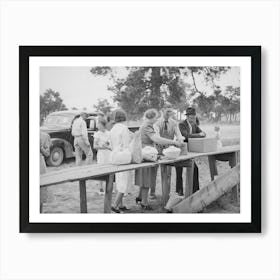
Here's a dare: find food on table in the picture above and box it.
[142,146,158,162]
[162,146,181,159]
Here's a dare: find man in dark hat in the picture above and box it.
[175,107,206,196]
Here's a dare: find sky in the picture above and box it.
[40,66,240,110]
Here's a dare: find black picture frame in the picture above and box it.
[20,46,261,233]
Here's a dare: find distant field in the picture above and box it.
[200,123,240,139]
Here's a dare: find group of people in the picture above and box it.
[134,106,206,211]
[70,105,206,213]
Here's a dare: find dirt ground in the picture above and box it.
[42,124,240,214]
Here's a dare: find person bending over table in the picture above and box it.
[136,109,183,210]
[175,107,206,196]
[150,105,184,199]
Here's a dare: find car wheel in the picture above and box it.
[46,146,64,167]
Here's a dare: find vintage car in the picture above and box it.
[40,110,140,167]
[40,110,100,166]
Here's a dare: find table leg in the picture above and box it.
[232,151,240,204]
[104,174,114,213]
[167,166,172,189]
[208,155,218,181]
[79,180,87,213]
[161,165,170,206]
[185,160,194,198]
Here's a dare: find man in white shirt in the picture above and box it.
[149,106,184,199]
[71,112,93,166]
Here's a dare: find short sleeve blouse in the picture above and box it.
[140,122,156,147]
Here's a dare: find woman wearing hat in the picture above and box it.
[175,107,206,195]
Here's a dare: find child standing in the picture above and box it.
[94,117,112,194]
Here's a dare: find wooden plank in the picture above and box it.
[185,160,194,198]
[160,165,170,206]
[41,145,240,187]
[231,152,240,204]
[79,180,87,213]
[172,164,240,213]
[41,161,159,187]
[159,145,240,165]
[167,166,172,188]
[104,174,114,213]
[236,151,240,204]
[208,155,218,181]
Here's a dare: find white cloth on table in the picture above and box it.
[110,123,133,193]
[95,130,112,164]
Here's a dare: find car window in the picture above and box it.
[44,115,73,127]
[89,119,96,129]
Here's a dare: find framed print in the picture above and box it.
[19,46,261,233]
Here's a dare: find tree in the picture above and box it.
[93,98,113,115]
[193,94,215,120]
[193,85,240,122]
[90,66,230,119]
[40,89,67,123]
[224,86,240,122]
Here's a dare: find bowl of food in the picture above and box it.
[163,146,181,159]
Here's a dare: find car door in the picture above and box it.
[85,117,96,150]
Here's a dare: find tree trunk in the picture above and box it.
[151,67,162,109]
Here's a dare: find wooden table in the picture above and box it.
[40,145,240,213]
[40,161,159,213]
[158,145,240,206]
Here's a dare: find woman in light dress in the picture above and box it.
[109,109,132,213]
[93,117,112,194]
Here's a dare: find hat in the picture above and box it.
[185,107,196,115]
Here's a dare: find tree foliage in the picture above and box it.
[193,86,240,122]
[40,89,67,123]
[93,98,113,115]
[90,66,238,121]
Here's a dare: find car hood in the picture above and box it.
[40,124,70,133]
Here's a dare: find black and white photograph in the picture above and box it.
[3,1,280,279]
[39,65,241,214]
[20,46,260,232]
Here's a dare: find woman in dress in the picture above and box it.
[136,109,182,210]
[109,109,131,213]
[93,117,112,194]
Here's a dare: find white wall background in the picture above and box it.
[0,0,279,279]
